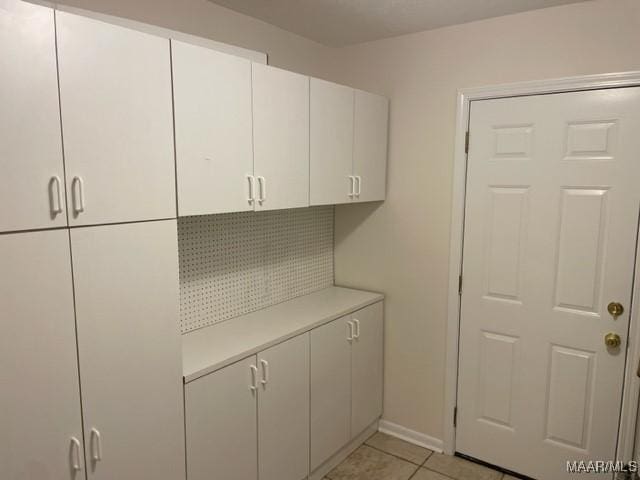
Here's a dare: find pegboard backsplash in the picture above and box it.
[178,206,334,333]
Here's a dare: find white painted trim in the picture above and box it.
[444,71,640,459]
[378,420,444,453]
[25,0,267,64]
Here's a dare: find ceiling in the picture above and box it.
[207,0,589,47]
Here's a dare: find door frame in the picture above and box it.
[444,71,640,462]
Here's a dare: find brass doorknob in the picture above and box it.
[605,332,621,348]
[608,302,624,319]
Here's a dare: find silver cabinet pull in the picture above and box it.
[49,176,63,215]
[355,175,362,197]
[71,176,85,214]
[257,176,266,204]
[249,364,258,392]
[347,320,355,342]
[70,437,82,472]
[348,175,355,198]
[247,175,255,204]
[260,359,269,386]
[90,428,102,462]
[353,318,361,339]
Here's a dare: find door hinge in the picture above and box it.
[464,131,470,154]
[453,406,458,427]
[458,275,463,295]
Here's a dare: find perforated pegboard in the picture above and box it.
[178,206,334,333]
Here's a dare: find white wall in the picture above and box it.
[329,0,640,442]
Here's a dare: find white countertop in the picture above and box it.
[181,286,384,383]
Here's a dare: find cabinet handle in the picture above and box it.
[70,437,82,472]
[90,428,102,462]
[355,176,362,197]
[353,319,360,339]
[49,176,63,215]
[257,176,266,204]
[347,321,354,342]
[348,175,355,198]
[71,176,85,214]
[247,175,255,204]
[260,359,269,386]
[249,364,258,391]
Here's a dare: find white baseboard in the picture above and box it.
[378,420,444,453]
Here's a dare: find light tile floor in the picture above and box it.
[325,432,515,480]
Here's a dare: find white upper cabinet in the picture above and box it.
[172,40,254,216]
[56,12,175,226]
[70,220,185,480]
[252,64,310,211]
[353,90,388,203]
[310,78,355,206]
[0,1,66,232]
[0,230,84,480]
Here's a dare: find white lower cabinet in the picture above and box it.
[71,220,185,480]
[0,230,84,479]
[186,356,258,480]
[186,334,310,480]
[258,334,310,480]
[310,301,384,472]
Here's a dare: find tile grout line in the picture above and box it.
[363,442,433,467]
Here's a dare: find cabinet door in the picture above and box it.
[351,301,384,437]
[353,90,388,203]
[309,78,354,206]
[172,40,254,216]
[185,357,258,480]
[70,220,185,480]
[310,317,352,471]
[0,230,84,479]
[57,12,175,226]
[258,334,310,480]
[0,1,66,232]
[253,64,309,211]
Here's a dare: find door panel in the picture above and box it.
[457,87,640,480]
[309,78,354,206]
[70,220,184,480]
[351,301,384,437]
[57,12,175,225]
[310,316,352,471]
[353,90,388,203]
[0,1,66,232]
[172,40,254,216]
[0,230,84,479]
[185,357,258,480]
[258,334,310,480]
[253,63,310,211]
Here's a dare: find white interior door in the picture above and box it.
[309,78,354,206]
[172,40,254,216]
[0,230,84,479]
[0,1,66,232]
[258,334,310,480]
[70,220,185,480]
[353,90,388,203]
[351,301,384,437]
[457,87,640,480]
[185,357,258,480]
[310,316,352,471]
[57,12,175,225]
[252,63,310,211]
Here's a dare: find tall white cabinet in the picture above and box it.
[172,40,254,216]
[57,12,175,226]
[0,0,66,232]
[0,230,84,479]
[71,220,184,480]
